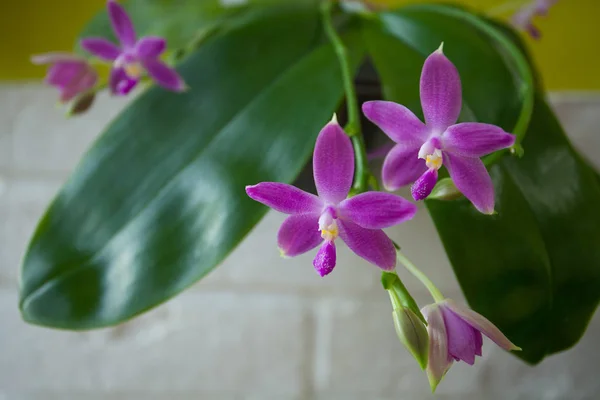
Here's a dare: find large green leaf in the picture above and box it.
[364,5,600,363]
[20,8,365,329]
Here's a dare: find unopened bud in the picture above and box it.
[66,91,96,117]
[427,178,462,201]
[393,307,429,370]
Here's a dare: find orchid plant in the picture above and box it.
[23,0,599,394]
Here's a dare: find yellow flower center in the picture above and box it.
[425,149,443,170]
[124,62,144,79]
[321,221,339,241]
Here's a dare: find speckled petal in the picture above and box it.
[337,219,396,270]
[338,192,417,229]
[420,46,462,131]
[443,123,515,158]
[444,299,520,351]
[245,182,323,214]
[108,0,137,47]
[313,121,354,204]
[362,101,428,146]
[444,153,495,214]
[382,144,426,191]
[277,213,322,257]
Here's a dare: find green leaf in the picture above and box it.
[20,8,365,329]
[364,5,600,363]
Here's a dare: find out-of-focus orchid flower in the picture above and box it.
[422,299,520,391]
[80,0,186,95]
[512,0,559,39]
[31,53,98,103]
[246,119,417,276]
[363,44,515,214]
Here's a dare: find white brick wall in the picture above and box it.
[0,84,599,399]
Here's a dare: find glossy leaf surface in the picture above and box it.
[364,5,600,363]
[20,8,365,329]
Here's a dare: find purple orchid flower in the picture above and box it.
[363,45,516,214]
[512,0,559,39]
[422,299,520,391]
[246,120,417,276]
[31,53,98,103]
[80,0,186,95]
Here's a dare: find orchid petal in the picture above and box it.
[337,220,396,270]
[444,153,495,214]
[45,61,87,86]
[441,305,480,365]
[444,299,521,351]
[313,241,336,277]
[245,182,323,214]
[31,52,82,65]
[109,67,138,96]
[59,70,98,103]
[142,59,187,92]
[420,46,462,130]
[277,213,322,257]
[136,36,167,59]
[108,0,137,47]
[80,38,121,61]
[411,169,438,201]
[338,192,417,229]
[362,101,428,146]
[422,304,452,392]
[313,122,354,204]
[443,123,516,158]
[382,144,426,191]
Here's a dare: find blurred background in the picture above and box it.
[0,0,599,399]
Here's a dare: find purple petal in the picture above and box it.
[31,52,82,65]
[337,219,396,270]
[441,305,480,365]
[338,192,417,229]
[313,121,354,204]
[245,182,323,214]
[444,299,520,351]
[313,241,336,277]
[444,153,495,214]
[59,70,98,103]
[108,0,137,47]
[420,46,462,130]
[277,213,322,257]
[136,36,167,59]
[411,169,438,201]
[109,67,138,95]
[46,61,87,86]
[142,59,187,92]
[362,101,428,146]
[80,38,121,61]
[382,144,426,191]
[443,123,516,158]
[422,304,452,392]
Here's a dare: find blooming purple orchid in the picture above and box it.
[512,0,559,39]
[80,0,186,95]
[246,120,417,276]
[363,45,516,214]
[31,53,98,103]
[422,299,520,391]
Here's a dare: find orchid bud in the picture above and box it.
[66,91,96,117]
[393,306,429,370]
[427,178,463,201]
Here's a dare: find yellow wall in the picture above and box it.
[0,0,598,90]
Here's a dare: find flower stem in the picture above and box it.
[396,250,445,303]
[320,1,370,193]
